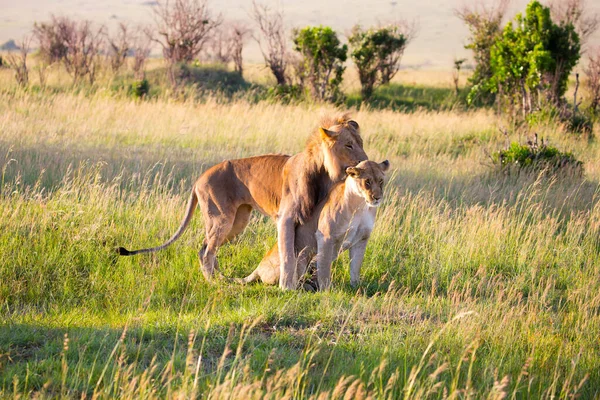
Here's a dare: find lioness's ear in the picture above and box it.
[320,127,339,142]
[348,120,359,130]
[346,167,362,178]
[379,160,390,172]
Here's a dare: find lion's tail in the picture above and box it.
[117,189,198,256]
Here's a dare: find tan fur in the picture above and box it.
[239,160,390,290]
[117,114,367,285]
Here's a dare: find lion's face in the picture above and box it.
[346,160,390,207]
[320,121,368,182]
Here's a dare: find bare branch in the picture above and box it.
[230,22,251,76]
[549,0,600,49]
[132,26,152,80]
[107,22,131,73]
[33,16,105,84]
[5,37,31,87]
[150,0,222,64]
[250,0,288,85]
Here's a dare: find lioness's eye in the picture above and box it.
[365,179,371,187]
[379,180,384,186]
[345,143,353,149]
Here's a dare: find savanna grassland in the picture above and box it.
[1,63,600,399]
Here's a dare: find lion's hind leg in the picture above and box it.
[226,205,253,242]
[197,196,237,281]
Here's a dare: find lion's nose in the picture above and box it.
[373,195,381,201]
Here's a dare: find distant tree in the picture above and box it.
[206,24,233,64]
[251,0,288,85]
[348,24,411,99]
[34,16,105,84]
[230,23,251,76]
[488,1,580,117]
[4,37,31,87]
[132,27,152,80]
[292,26,347,102]
[34,16,72,65]
[107,23,131,73]
[150,0,222,84]
[456,0,509,105]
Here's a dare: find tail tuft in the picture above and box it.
[116,247,131,256]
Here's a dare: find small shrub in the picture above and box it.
[492,138,583,175]
[566,112,594,135]
[129,79,149,99]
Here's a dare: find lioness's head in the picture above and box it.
[317,116,368,182]
[346,160,390,207]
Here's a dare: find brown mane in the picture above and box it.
[291,113,363,224]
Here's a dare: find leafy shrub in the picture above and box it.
[129,79,149,99]
[348,25,409,99]
[292,26,347,102]
[492,139,583,175]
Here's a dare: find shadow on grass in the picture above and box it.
[346,83,470,112]
[0,320,410,397]
[145,64,266,100]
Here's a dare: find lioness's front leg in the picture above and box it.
[316,233,335,291]
[349,237,368,288]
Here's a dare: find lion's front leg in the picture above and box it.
[277,211,297,290]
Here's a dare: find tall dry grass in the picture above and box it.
[1,76,600,397]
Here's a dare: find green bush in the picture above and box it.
[473,1,580,116]
[348,25,408,99]
[129,79,150,99]
[292,26,347,102]
[492,140,583,175]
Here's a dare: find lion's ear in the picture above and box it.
[348,120,359,130]
[320,127,339,142]
[346,167,362,178]
[379,160,390,172]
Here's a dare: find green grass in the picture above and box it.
[1,81,600,398]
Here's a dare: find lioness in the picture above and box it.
[239,160,390,290]
[117,114,367,288]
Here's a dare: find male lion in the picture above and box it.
[117,114,367,288]
[238,160,390,290]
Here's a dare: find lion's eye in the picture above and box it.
[379,180,384,186]
[365,179,371,188]
[345,143,353,149]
